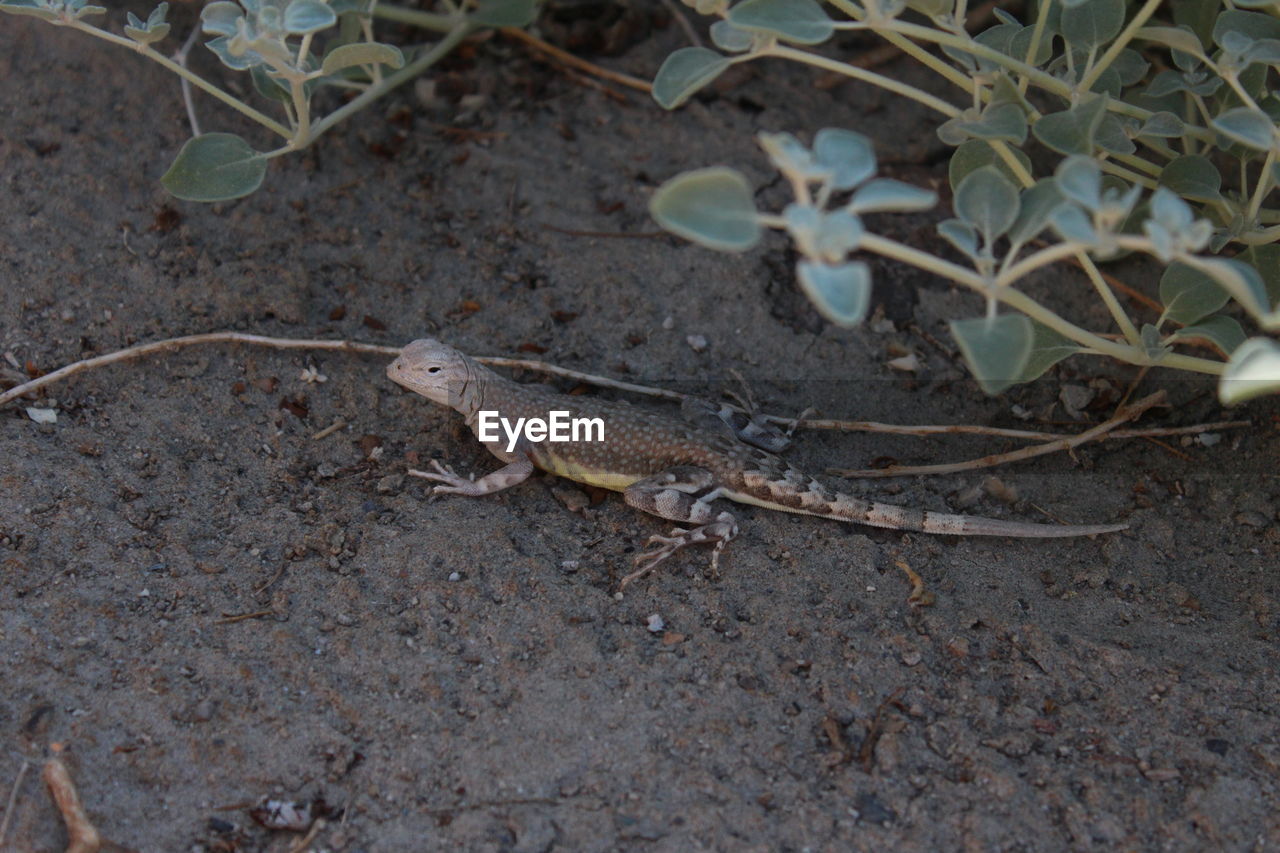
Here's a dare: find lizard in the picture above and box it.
[387,338,1128,588]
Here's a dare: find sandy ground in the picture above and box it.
[2,4,1279,851]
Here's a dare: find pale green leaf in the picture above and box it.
[848,179,936,214]
[1240,244,1280,306]
[283,0,335,34]
[947,139,1030,193]
[649,167,761,251]
[1061,0,1124,49]
[1169,315,1246,357]
[1033,95,1108,155]
[710,20,754,52]
[1158,154,1222,202]
[1017,321,1084,382]
[0,0,58,20]
[954,165,1019,242]
[1139,111,1185,138]
[797,261,872,326]
[1134,25,1204,57]
[951,315,1034,394]
[728,0,834,45]
[1007,179,1065,246]
[1159,262,1229,325]
[1211,107,1275,152]
[812,128,875,190]
[1218,337,1280,404]
[160,133,267,202]
[321,42,404,75]
[1213,9,1280,50]
[652,48,730,109]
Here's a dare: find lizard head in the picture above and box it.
[386,338,476,408]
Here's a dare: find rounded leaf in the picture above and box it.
[797,262,872,326]
[1033,96,1109,156]
[848,179,937,214]
[321,42,405,75]
[1170,315,1246,357]
[1007,179,1065,246]
[812,128,875,190]
[1211,107,1275,152]
[954,166,1019,243]
[1158,155,1221,202]
[1159,262,1229,325]
[728,0,834,45]
[125,21,170,43]
[1219,337,1280,405]
[161,133,268,202]
[200,0,242,36]
[283,0,335,34]
[649,167,761,252]
[652,48,731,110]
[950,314,1034,395]
[710,20,754,52]
[947,139,1030,193]
[1060,0,1124,49]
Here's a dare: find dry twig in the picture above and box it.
[43,756,101,853]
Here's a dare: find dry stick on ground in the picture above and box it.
[0,759,31,849]
[0,334,1246,468]
[498,27,653,94]
[43,756,101,853]
[830,391,1168,478]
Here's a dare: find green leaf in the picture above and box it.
[954,166,1019,243]
[939,102,1028,145]
[1240,244,1280,307]
[1169,315,1246,357]
[200,0,242,36]
[1138,111,1185,139]
[1094,113,1135,156]
[1218,337,1280,404]
[947,139,1031,194]
[320,41,404,75]
[160,133,267,202]
[812,128,875,190]
[1185,257,1271,319]
[1211,107,1275,152]
[727,0,834,46]
[125,21,170,43]
[1017,321,1084,383]
[797,261,872,326]
[905,0,950,17]
[470,0,535,27]
[1060,0,1124,50]
[710,20,754,52]
[1135,25,1205,58]
[1159,262,1229,325]
[652,48,730,109]
[1158,154,1222,202]
[283,0,335,34]
[0,0,58,21]
[950,315,1034,394]
[1007,179,1065,246]
[1213,9,1280,50]
[848,179,936,214]
[1033,95,1108,156]
[649,167,761,252]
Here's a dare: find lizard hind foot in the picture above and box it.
[618,515,738,591]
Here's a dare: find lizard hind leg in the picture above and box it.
[620,466,739,589]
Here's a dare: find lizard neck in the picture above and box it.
[454,356,501,425]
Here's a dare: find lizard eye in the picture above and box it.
[428,367,441,374]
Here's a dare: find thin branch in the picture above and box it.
[43,756,101,853]
[0,760,30,850]
[499,27,653,93]
[830,391,1167,478]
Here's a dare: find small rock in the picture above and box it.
[1059,384,1094,419]
[316,462,338,479]
[686,334,708,353]
[376,474,404,494]
[646,613,665,633]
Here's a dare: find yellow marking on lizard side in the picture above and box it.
[538,453,642,492]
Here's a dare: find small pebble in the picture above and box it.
[686,334,708,353]
[646,613,665,633]
[448,571,462,582]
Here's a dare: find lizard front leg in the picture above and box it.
[409,456,535,497]
[620,466,739,589]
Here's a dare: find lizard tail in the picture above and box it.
[831,496,1127,538]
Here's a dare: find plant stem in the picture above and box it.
[308,20,475,141]
[1076,0,1162,94]
[371,4,458,32]
[762,44,961,119]
[65,19,292,139]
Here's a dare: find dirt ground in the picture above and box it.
[2,4,1279,851]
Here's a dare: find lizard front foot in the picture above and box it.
[408,460,484,496]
